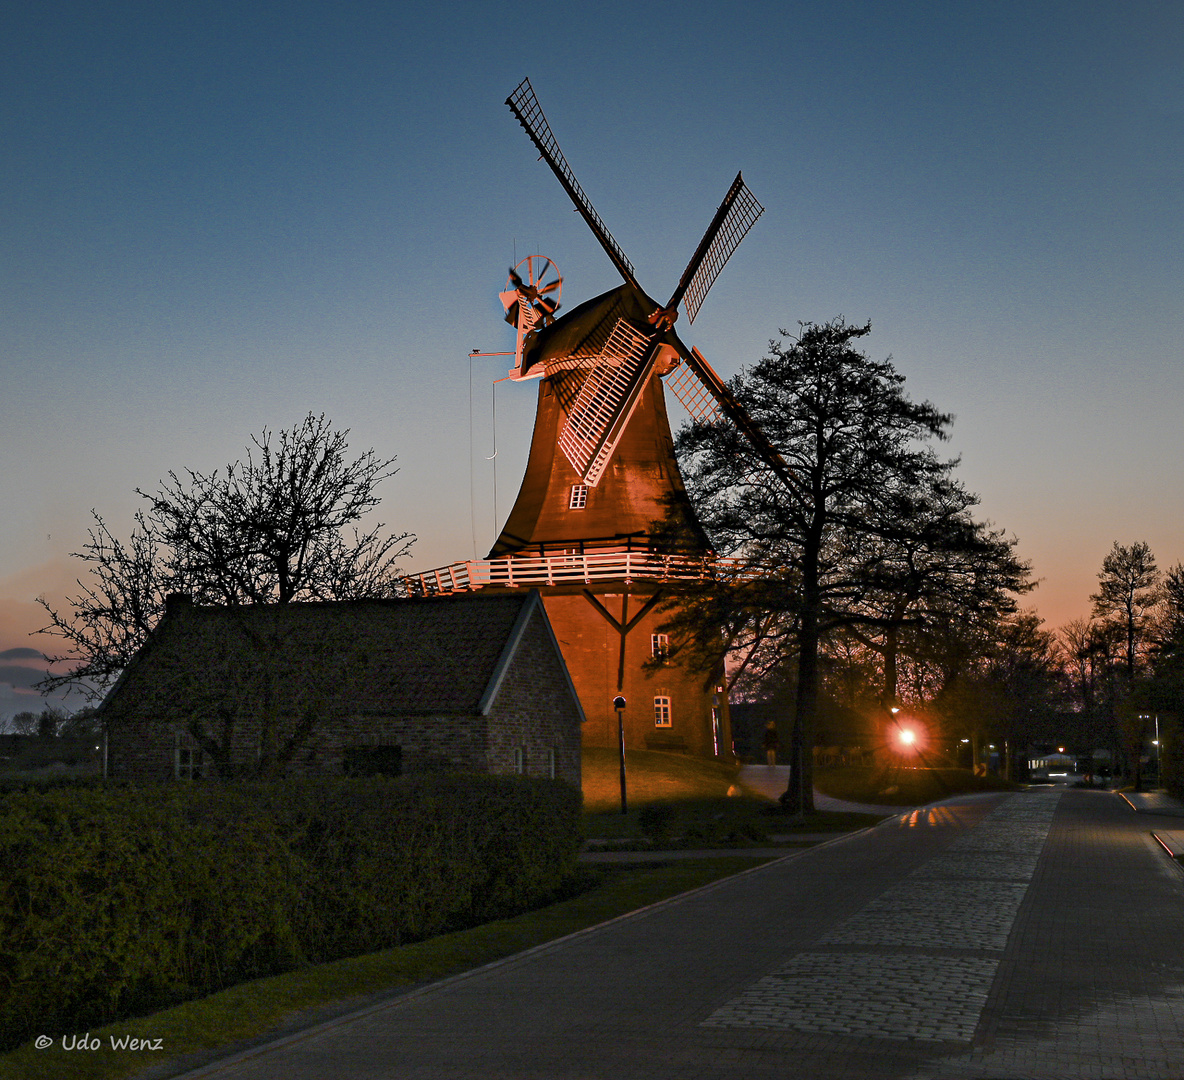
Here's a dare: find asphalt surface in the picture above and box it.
[160,786,1184,1080]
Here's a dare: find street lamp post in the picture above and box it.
[613,695,627,815]
[1152,715,1161,787]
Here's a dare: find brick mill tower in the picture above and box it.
[407,79,797,761]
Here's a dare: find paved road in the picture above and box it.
[174,789,1184,1079]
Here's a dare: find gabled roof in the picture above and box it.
[100,590,583,721]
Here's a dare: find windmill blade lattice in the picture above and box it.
[665,360,722,424]
[677,174,764,325]
[557,318,657,486]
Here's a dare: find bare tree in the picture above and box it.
[1056,617,1111,714]
[1152,563,1184,654]
[37,414,414,699]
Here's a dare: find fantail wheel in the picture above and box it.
[504,255,562,326]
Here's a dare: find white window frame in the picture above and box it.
[569,484,588,509]
[548,748,557,779]
[651,632,669,659]
[174,729,202,780]
[654,696,672,728]
[512,746,525,774]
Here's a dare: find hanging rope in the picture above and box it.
[488,379,498,536]
[468,354,478,559]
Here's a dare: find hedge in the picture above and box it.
[0,774,581,1052]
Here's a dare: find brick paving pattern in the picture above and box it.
[167,788,1184,1080]
[701,953,1000,1041]
[703,790,1060,1040]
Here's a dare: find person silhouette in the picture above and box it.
[763,721,780,767]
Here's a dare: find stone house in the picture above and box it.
[100,590,584,786]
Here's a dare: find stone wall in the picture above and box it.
[486,606,583,786]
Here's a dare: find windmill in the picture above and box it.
[499,77,797,502]
[407,78,793,762]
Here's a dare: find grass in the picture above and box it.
[814,764,1021,806]
[581,747,886,845]
[581,746,743,812]
[0,858,768,1080]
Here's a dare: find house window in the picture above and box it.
[654,696,672,728]
[513,746,525,774]
[711,707,721,756]
[174,730,203,780]
[569,484,588,509]
[651,633,669,660]
[548,748,557,779]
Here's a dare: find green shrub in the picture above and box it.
[0,774,580,1052]
[0,785,301,1051]
[637,803,674,845]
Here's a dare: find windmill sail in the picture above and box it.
[556,318,656,486]
[506,78,641,292]
[675,347,801,497]
[673,174,765,325]
[503,79,785,494]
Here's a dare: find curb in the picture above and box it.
[1151,831,1184,878]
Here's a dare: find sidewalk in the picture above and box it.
[164,786,1184,1079]
[1117,788,1184,817]
[737,763,907,815]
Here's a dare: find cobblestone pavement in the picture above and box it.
[172,789,1184,1080]
[702,792,1059,1039]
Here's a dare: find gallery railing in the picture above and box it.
[402,547,747,596]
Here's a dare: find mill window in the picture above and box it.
[569,484,588,509]
[651,633,669,659]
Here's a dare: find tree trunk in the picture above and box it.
[784,539,820,815]
[880,622,900,761]
[788,629,818,814]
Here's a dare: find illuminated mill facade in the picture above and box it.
[407,79,796,760]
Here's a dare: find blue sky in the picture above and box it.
[2,1,1182,718]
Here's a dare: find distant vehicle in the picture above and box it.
[1027,752,1077,784]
